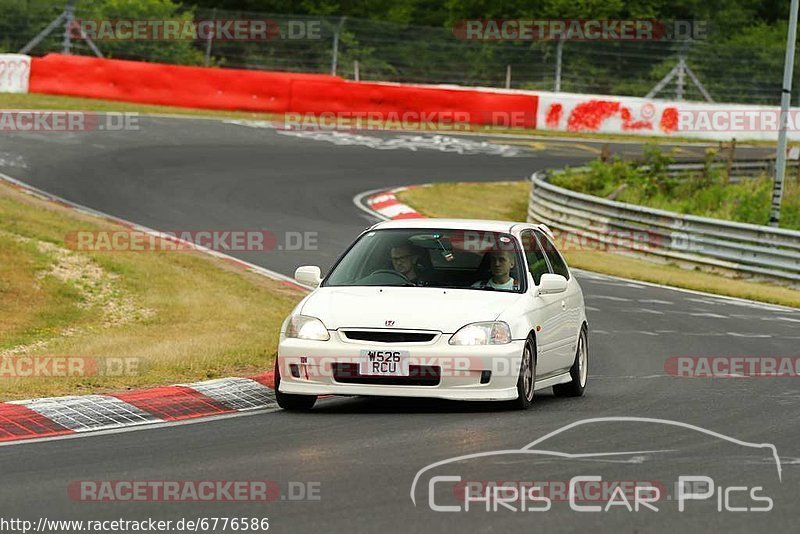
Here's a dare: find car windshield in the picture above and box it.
[323,228,525,292]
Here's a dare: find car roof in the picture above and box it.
[370,218,521,233]
[370,218,555,239]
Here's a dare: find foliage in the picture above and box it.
[79,0,205,64]
[2,0,204,65]
[3,0,798,100]
[551,147,800,230]
[0,0,63,54]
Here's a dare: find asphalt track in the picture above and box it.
[0,117,797,533]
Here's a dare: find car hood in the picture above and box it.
[301,286,522,333]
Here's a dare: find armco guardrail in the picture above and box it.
[659,158,800,182]
[528,169,800,283]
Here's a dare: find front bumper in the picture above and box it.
[277,332,525,401]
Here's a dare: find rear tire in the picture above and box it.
[274,359,317,411]
[508,337,536,410]
[553,326,588,398]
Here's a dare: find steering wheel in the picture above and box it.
[369,269,413,284]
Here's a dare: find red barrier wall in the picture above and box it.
[28,54,537,128]
[29,54,341,113]
[289,79,536,127]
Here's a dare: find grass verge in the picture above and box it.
[396,181,800,308]
[0,179,303,401]
[0,92,759,145]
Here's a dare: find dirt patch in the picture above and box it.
[0,232,155,356]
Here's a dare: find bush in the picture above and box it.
[551,157,643,197]
[79,0,205,65]
[631,143,675,197]
[550,150,800,231]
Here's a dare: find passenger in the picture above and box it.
[473,249,517,290]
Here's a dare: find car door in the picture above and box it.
[519,229,564,379]
[534,230,580,371]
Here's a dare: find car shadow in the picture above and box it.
[309,391,565,414]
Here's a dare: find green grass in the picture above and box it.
[0,180,303,400]
[396,181,800,308]
[0,93,286,121]
[0,234,88,350]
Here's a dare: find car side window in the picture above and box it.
[520,230,549,285]
[535,230,570,280]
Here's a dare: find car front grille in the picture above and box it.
[332,363,441,386]
[341,330,437,343]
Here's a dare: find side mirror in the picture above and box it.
[295,265,322,288]
[538,273,568,295]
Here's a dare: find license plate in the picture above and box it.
[360,350,410,377]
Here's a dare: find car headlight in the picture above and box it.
[449,321,511,345]
[285,315,330,341]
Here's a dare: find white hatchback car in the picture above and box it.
[275,219,588,410]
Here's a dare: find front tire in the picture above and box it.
[508,337,536,410]
[553,326,588,398]
[274,359,317,411]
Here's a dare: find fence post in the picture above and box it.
[354,60,360,81]
[62,0,76,54]
[331,17,346,76]
[771,0,799,226]
[601,144,610,163]
[676,53,686,101]
[203,8,216,67]
[505,65,511,89]
[725,138,736,184]
[554,38,564,92]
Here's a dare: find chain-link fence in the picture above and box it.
[1,1,795,106]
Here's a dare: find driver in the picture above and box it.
[472,249,517,290]
[390,243,423,284]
